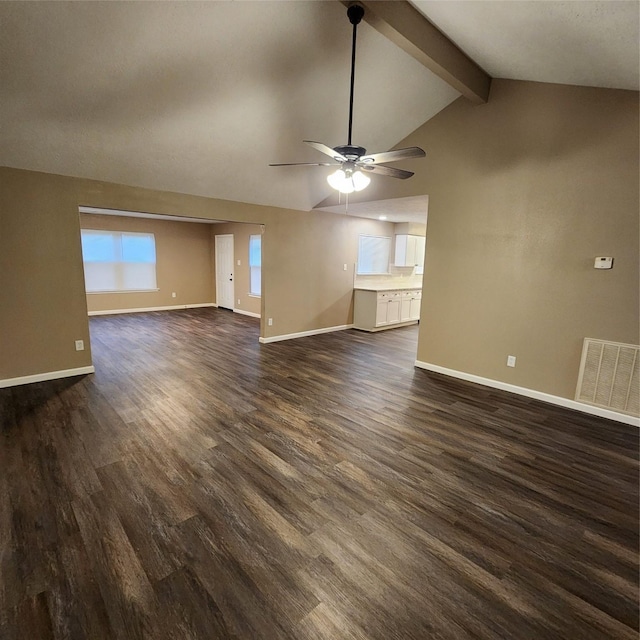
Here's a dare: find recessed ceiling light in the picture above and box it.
[379,215,387,220]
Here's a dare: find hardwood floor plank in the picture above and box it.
[44,534,113,640]
[152,566,240,640]
[71,492,157,639]
[168,515,296,639]
[16,591,55,640]
[0,308,637,639]
[94,461,182,582]
[297,555,450,640]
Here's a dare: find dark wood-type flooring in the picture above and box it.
[1,308,638,639]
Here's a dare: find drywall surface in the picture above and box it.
[338,80,639,400]
[394,222,427,236]
[1,167,392,380]
[1,170,93,378]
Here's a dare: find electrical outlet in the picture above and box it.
[171,292,176,298]
[507,355,516,367]
[75,340,84,351]
[237,259,241,266]
[237,299,241,305]
[268,318,273,326]
[343,263,347,271]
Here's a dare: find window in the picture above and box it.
[81,230,157,293]
[357,235,391,274]
[249,234,261,296]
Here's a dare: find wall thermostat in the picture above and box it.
[594,257,613,269]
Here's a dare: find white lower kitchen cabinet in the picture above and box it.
[409,293,421,320]
[354,288,421,331]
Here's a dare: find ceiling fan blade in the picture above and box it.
[304,140,347,162]
[359,147,426,165]
[269,162,340,167]
[360,164,414,179]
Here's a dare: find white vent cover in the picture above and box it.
[576,339,639,416]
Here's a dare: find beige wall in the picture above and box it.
[4,79,636,403]
[394,222,427,237]
[336,80,640,400]
[79,213,214,313]
[261,214,394,333]
[0,166,390,381]
[0,169,92,378]
[212,222,263,317]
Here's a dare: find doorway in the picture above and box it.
[215,234,235,310]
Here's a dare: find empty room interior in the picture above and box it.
[0,2,638,639]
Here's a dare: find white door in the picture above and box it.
[215,234,234,310]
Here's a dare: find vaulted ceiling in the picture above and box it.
[1,1,637,216]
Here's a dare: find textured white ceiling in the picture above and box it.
[1,2,637,220]
[0,1,459,212]
[411,0,640,90]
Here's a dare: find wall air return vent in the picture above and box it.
[576,339,639,417]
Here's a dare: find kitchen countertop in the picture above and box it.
[354,285,422,292]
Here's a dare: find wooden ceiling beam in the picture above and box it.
[342,0,491,104]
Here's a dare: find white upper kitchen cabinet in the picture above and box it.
[394,234,426,270]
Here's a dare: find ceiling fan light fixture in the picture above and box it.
[351,170,370,191]
[327,168,370,194]
[268,5,425,187]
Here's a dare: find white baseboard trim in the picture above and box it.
[259,324,354,344]
[88,303,216,316]
[233,309,261,319]
[0,366,95,389]
[414,361,639,427]
[354,320,418,332]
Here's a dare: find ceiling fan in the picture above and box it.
[269,3,426,194]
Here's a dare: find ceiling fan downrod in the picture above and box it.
[346,4,364,148]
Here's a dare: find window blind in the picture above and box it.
[81,230,157,293]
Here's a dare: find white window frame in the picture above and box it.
[249,234,261,297]
[357,234,391,275]
[81,229,158,293]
